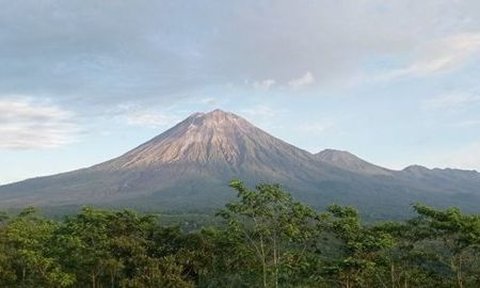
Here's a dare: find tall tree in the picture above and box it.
[217,180,320,287]
[0,207,74,287]
[322,204,394,288]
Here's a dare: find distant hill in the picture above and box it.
[315,149,393,176]
[1,109,479,219]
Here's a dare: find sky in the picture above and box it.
[1,0,480,184]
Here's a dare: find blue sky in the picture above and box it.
[1,0,480,184]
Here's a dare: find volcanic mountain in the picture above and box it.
[315,149,393,176]
[1,109,480,219]
[0,110,340,210]
[98,109,335,182]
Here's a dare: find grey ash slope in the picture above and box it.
[313,149,480,217]
[398,165,480,195]
[96,110,336,182]
[315,149,393,176]
[316,149,480,197]
[0,110,344,210]
[1,109,480,219]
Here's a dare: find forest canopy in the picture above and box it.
[1,180,480,288]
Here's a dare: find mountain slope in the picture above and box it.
[0,110,344,209]
[1,109,480,219]
[97,110,338,181]
[398,165,480,194]
[315,149,393,176]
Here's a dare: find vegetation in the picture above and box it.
[1,181,480,287]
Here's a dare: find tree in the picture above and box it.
[0,207,74,287]
[53,207,193,287]
[217,180,320,287]
[322,204,394,288]
[409,204,480,288]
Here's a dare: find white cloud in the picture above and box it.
[380,33,480,80]
[288,72,315,88]
[0,98,78,149]
[1,1,480,107]
[424,92,480,110]
[198,97,217,105]
[253,79,276,91]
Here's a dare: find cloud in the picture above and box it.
[424,91,480,110]
[0,98,78,149]
[253,79,276,91]
[2,1,479,109]
[378,33,480,80]
[198,97,217,105]
[288,72,315,88]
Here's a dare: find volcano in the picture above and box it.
[1,109,480,219]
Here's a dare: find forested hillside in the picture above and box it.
[1,181,480,287]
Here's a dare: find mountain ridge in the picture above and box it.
[315,149,394,176]
[1,109,479,219]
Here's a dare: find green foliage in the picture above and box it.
[0,207,74,287]
[1,182,480,287]
[321,204,394,287]
[215,180,321,287]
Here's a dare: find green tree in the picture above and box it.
[0,207,74,287]
[53,207,193,287]
[409,204,480,288]
[322,204,394,288]
[217,180,320,288]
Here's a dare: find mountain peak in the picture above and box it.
[181,109,249,128]
[2,109,480,218]
[101,109,315,172]
[203,109,240,120]
[315,149,392,176]
[403,165,430,172]
[183,109,243,126]
[209,108,228,114]
[188,109,235,117]
[316,149,365,163]
[317,149,356,159]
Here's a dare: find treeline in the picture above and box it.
[1,181,480,287]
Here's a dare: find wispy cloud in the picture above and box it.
[378,33,480,81]
[0,98,78,149]
[424,91,480,110]
[253,79,276,91]
[288,72,315,89]
[198,97,217,105]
